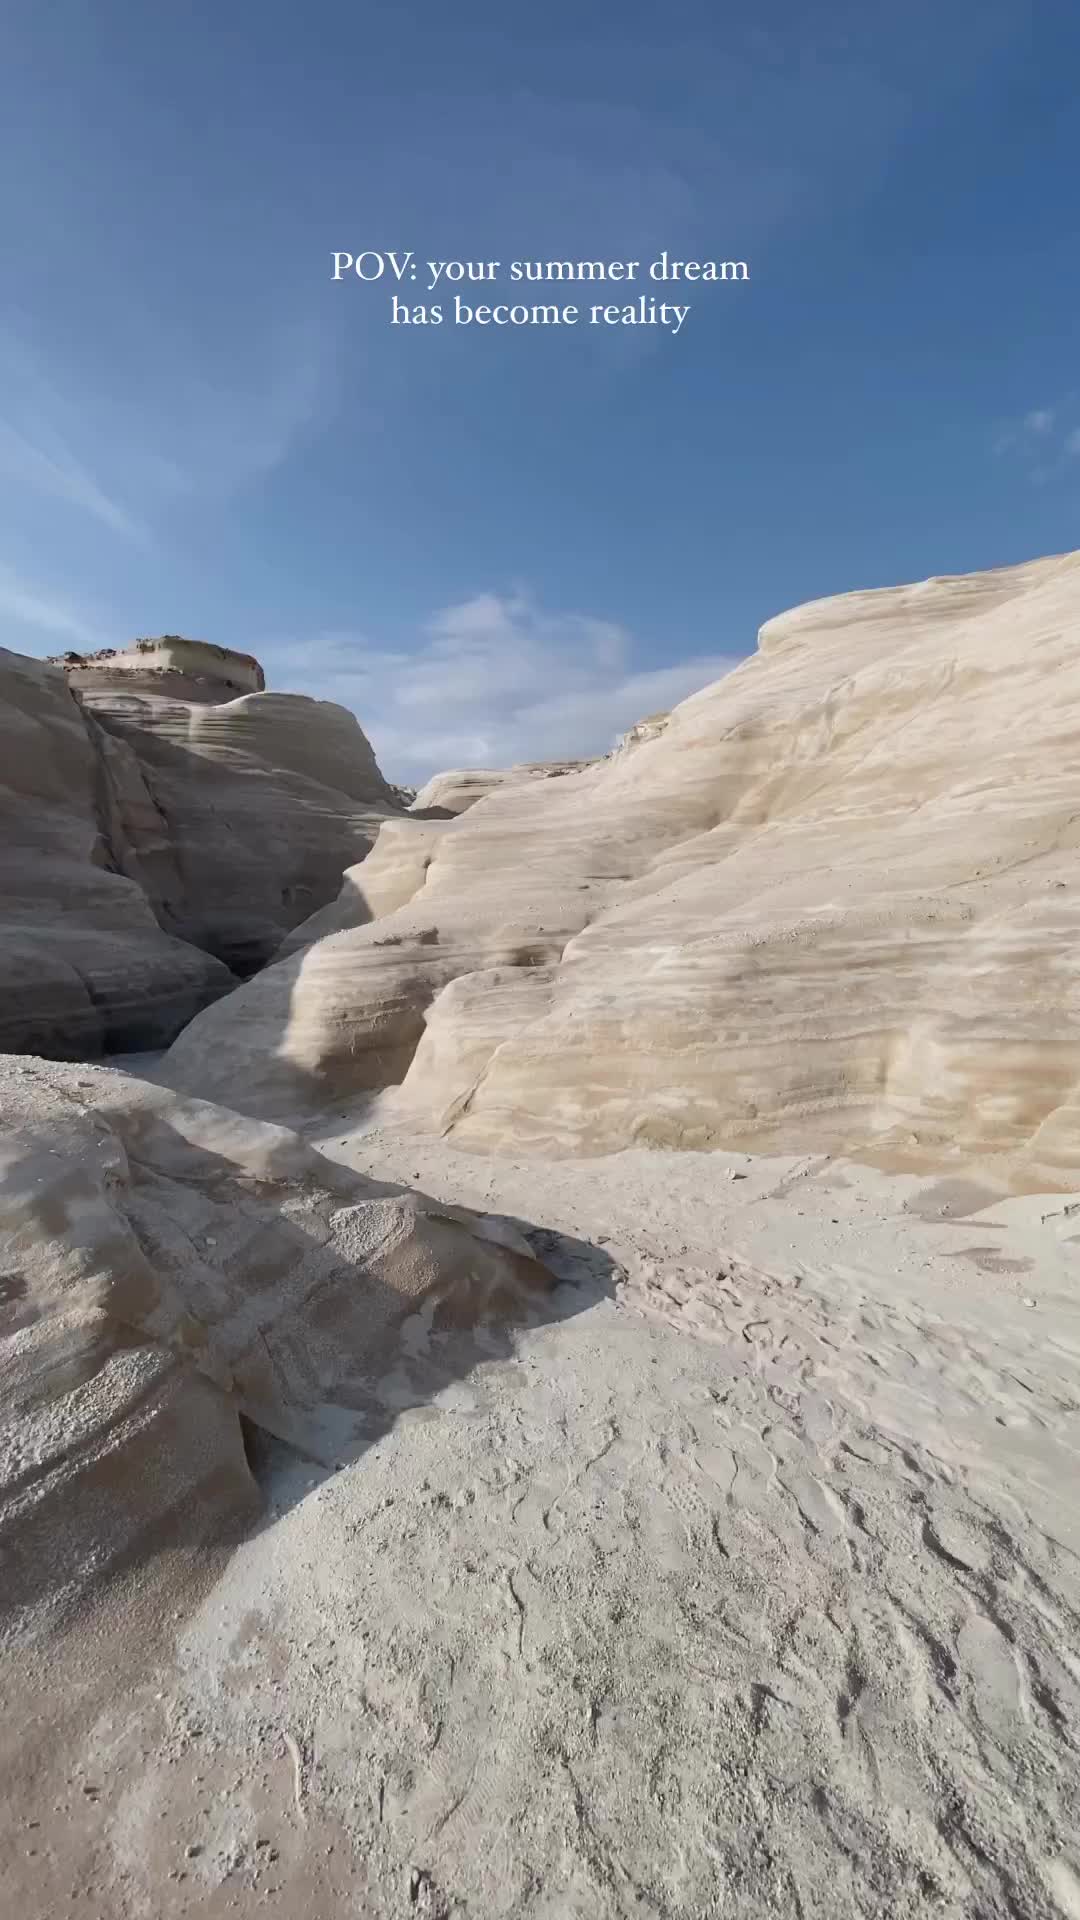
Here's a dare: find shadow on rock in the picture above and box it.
[238,1210,620,1522]
[0,1059,620,1620]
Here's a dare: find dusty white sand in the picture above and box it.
[5,1115,1080,1917]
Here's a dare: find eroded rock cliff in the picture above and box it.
[0,638,404,1060]
[162,551,1080,1189]
[411,759,594,816]
[0,647,231,1057]
[61,638,401,975]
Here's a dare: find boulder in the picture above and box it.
[0,1055,555,1623]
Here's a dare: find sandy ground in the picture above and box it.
[5,1108,1080,1918]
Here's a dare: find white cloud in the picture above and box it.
[996,398,1080,478]
[260,591,737,783]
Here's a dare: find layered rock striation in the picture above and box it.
[0,1055,555,1624]
[59,637,401,976]
[0,638,402,1057]
[163,551,1080,1189]
[0,647,231,1057]
[411,760,595,817]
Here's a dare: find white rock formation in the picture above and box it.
[615,707,671,749]
[7,1108,1080,1916]
[0,647,231,1057]
[275,816,454,959]
[55,635,265,699]
[411,759,594,815]
[8,568,1080,1918]
[0,1055,554,1627]
[163,550,1080,1189]
[60,639,401,975]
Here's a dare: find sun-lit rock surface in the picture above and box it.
[164,550,1080,1188]
[56,635,265,701]
[411,759,594,816]
[9,567,1080,1919]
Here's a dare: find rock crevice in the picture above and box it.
[1,638,405,1053]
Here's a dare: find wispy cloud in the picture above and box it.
[0,310,336,560]
[0,561,104,650]
[159,314,334,498]
[0,418,142,539]
[0,333,144,540]
[994,398,1080,482]
[259,590,737,783]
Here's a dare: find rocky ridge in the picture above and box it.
[1,637,403,1054]
[410,759,596,817]
[163,551,1080,1192]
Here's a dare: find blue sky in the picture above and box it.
[2,0,1079,780]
